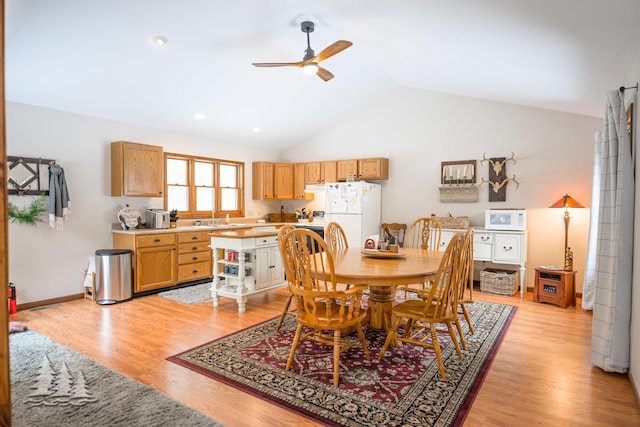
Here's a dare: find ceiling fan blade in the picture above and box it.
[252,61,303,68]
[316,66,335,82]
[313,40,352,63]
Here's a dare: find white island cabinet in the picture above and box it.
[209,228,286,313]
[439,228,528,298]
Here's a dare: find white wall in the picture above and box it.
[283,87,601,292]
[6,102,279,304]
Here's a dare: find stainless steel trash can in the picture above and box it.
[95,249,132,304]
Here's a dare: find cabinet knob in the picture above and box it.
[192,236,198,240]
[154,238,161,243]
[192,269,198,273]
[192,246,198,251]
[192,256,198,261]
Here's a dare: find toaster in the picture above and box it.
[145,209,170,229]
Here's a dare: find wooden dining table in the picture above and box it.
[323,247,443,331]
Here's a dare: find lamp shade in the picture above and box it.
[549,194,584,209]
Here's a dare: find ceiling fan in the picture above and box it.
[252,21,352,81]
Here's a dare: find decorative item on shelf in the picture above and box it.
[169,209,179,228]
[436,213,470,229]
[346,171,355,182]
[7,156,55,196]
[479,152,518,202]
[439,159,478,202]
[549,194,585,271]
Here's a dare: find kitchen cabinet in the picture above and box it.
[113,229,213,295]
[252,162,274,200]
[358,157,389,180]
[322,161,338,183]
[113,232,177,293]
[273,163,293,199]
[111,141,163,197]
[439,227,527,298]
[305,162,322,184]
[337,159,358,181]
[177,231,212,282]
[293,163,306,199]
[210,230,286,313]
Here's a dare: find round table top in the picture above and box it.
[327,247,443,287]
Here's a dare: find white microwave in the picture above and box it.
[485,209,526,231]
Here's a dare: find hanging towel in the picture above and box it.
[48,164,71,231]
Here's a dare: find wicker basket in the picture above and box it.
[480,268,519,295]
[436,215,470,229]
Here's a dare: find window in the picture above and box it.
[164,153,244,219]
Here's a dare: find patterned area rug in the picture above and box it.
[168,301,516,427]
[11,330,225,426]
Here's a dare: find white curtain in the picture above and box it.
[583,89,635,373]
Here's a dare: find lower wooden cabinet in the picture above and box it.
[113,229,212,294]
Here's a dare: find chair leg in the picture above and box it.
[378,318,401,360]
[454,318,467,350]
[447,323,463,359]
[275,294,293,332]
[356,324,371,361]
[333,330,341,387]
[430,324,446,379]
[286,324,303,372]
[461,304,475,335]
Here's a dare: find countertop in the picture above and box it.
[111,219,326,235]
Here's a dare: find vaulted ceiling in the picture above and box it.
[6,0,640,150]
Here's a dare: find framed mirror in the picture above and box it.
[7,156,54,195]
[441,160,476,185]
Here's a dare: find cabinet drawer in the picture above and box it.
[178,231,210,243]
[255,235,278,246]
[136,234,176,248]
[178,250,211,265]
[178,261,212,282]
[493,234,521,263]
[178,241,211,254]
[474,232,493,245]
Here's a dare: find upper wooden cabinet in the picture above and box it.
[111,141,163,197]
[358,157,389,180]
[273,163,293,200]
[293,163,306,200]
[252,162,274,200]
[305,162,322,184]
[337,160,358,182]
[321,161,338,183]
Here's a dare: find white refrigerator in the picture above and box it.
[325,182,381,247]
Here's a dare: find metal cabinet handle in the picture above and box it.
[192,236,198,240]
[192,269,198,273]
[192,246,198,251]
[481,236,490,241]
[503,246,513,251]
[192,256,198,261]
[154,238,161,243]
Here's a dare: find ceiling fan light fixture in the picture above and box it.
[152,36,168,46]
[302,63,319,75]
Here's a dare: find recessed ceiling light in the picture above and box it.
[252,127,261,133]
[194,113,206,120]
[152,36,168,46]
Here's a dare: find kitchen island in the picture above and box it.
[209,227,286,313]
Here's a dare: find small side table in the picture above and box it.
[533,268,576,309]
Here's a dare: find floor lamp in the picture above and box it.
[549,194,584,271]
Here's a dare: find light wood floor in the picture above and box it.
[10,287,640,427]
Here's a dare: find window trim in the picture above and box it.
[164,152,244,219]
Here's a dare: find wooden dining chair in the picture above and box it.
[396,217,443,297]
[381,222,407,247]
[279,228,370,387]
[275,224,297,332]
[417,227,475,349]
[406,217,442,250]
[378,232,465,379]
[325,221,349,252]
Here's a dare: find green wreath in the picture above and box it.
[8,195,48,225]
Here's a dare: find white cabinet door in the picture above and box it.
[493,233,522,263]
[254,247,271,289]
[254,245,284,290]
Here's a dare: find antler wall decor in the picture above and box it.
[479,152,518,202]
[480,151,516,175]
[480,175,520,193]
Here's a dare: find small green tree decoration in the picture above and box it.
[8,195,48,225]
